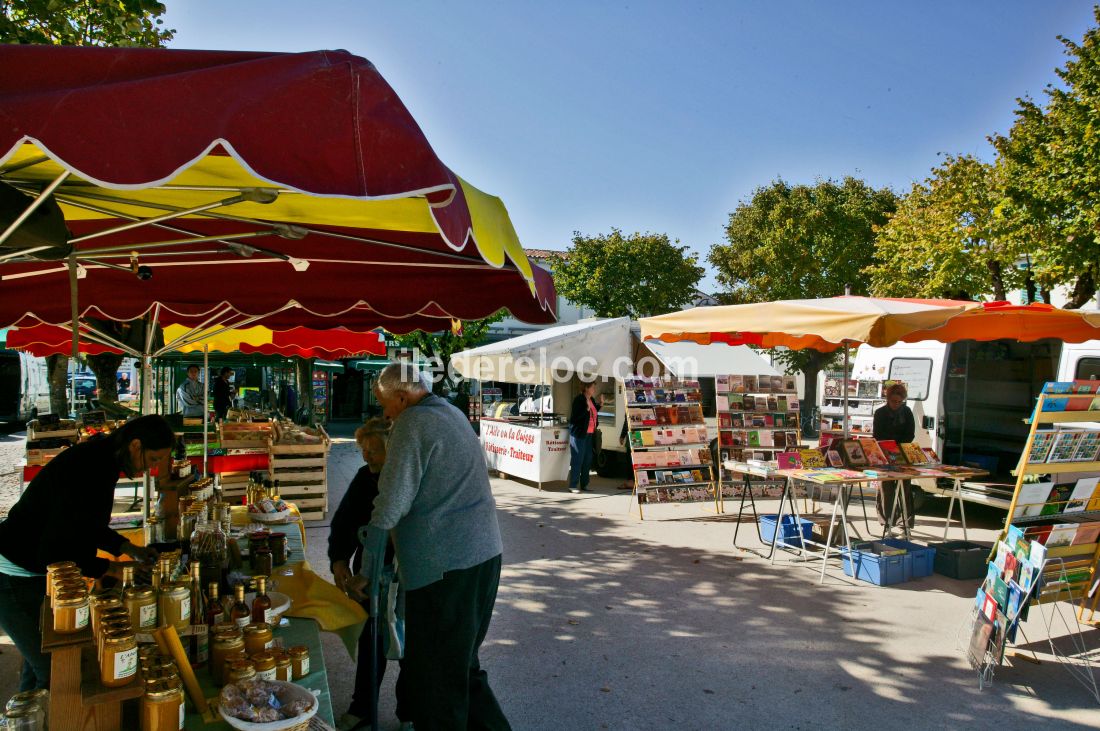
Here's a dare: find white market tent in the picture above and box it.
[452,317,634,385]
[641,339,780,378]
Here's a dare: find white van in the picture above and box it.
[839,338,1100,479]
[0,351,52,424]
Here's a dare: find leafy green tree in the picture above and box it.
[866,155,1024,301]
[550,229,705,318]
[394,311,508,394]
[0,0,173,46]
[710,177,898,434]
[991,6,1100,308]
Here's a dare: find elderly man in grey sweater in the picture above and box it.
[351,362,511,731]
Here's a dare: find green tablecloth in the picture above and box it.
[183,616,334,729]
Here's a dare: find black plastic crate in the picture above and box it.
[929,540,989,580]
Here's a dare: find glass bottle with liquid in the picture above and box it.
[188,563,207,667]
[230,584,251,628]
[250,576,273,624]
[205,582,225,628]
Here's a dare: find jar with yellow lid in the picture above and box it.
[124,586,158,630]
[51,576,86,606]
[90,595,123,637]
[100,629,138,687]
[225,659,256,684]
[98,618,132,661]
[250,651,277,681]
[141,678,184,731]
[158,582,191,633]
[53,591,90,634]
[273,651,292,681]
[287,645,310,679]
[242,622,273,656]
[209,630,244,685]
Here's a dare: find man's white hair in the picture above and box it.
[377,361,432,396]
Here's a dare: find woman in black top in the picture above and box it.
[328,417,407,730]
[873,383,917,531]
[567,383,599,494]
[213,367,234,421]
[0,415,168,690]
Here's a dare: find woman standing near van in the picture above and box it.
[874,383,916,532]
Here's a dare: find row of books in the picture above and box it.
[624,375,700,390]
[715,374,798,394]
[1039,380,1100,412]
[1026,429,1100,464]
[719,448,787,464]
[628,426,709,447]
[719,412,800,430]
[819,417,874,433]
[719,429,801,449]
[637,485,714,504]
[971,526,1043,665]
[636,468,710,487]
[1012,475,1100,518]
[628,389,702,405]
[626,404,705,428]
[631,447,712,469]
[716,393,801,413]
[774,442,942,470]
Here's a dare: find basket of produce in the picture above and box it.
[218,678,318,730]
[249,497,294,524]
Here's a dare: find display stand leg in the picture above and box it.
[631,483,644,520]
[733,473,772,559]
[943,480,959,540]
[49,645,83,729]
[819,483,855,585]
[768,479,796,565]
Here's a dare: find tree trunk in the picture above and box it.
[987,259,1006,301]
[86,353,123,403]
[800,350,827,438]
[294,357,314,422]
[45,354,70,416]
[1023,268,1036,304]
[1064,268,1097,310]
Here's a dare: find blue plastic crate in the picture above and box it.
[877,538,936,580]
[840,543,908,586]
[759,514,814,546]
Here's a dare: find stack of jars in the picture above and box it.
[48,561,89,634]
[138,646,185,731]
[97,610,137,688]
[3,689,49,730]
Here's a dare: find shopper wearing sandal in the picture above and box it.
[568,381,599,494]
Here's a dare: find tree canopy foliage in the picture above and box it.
[0,0,174,46]
[551,229,704,318]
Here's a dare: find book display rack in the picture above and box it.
[625,375,715,519]
[972,381,1100,698]
[819,373,885,446]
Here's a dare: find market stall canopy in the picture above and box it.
[451,317,633,384]
[0,45,556,334]
[641,339,780,378]
[4,322,385,360]
[639,297,982,351]
[898,301,1100,344]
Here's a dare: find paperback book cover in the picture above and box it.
[826,450,844,468]
[1072,379,1100,394]
[743,375,758,392]
[877,440,906,465]
[1046,523,1078,548]
[770,375,785,392]
[922,447,941,463]
[1072,524,1100,545]
[1047,431,1083,462]
[729,375,745,393]
[715,375,730,392]
[1064,476,1099,512]
[1042,396,1069,412]
[857,438,889,467]
[1042,381,1074,394]
[1039,483,1074,515]
[800,449,827,468]
[837,439,869,468]
[900,442,928,465]
[1027,431,1058,463]
[1066,395,1095,411]
[742,395,756,412]
[718,412,732,429]
[728,393,744,411]
[782,376,797,393]
[1072,431,1100,462]
[777,451,802,470]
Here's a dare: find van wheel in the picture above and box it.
[595,448,619,477]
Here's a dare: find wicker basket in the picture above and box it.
[218,681,318,731]
[251,509,294,524]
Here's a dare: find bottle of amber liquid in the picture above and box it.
[206,583,225,627]
[188,564,207,667]
[250,576,273,624]
[230,584,251,628]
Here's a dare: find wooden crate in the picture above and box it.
[219,421,275,450]
[218,470,251,502]
[268,423,330,521]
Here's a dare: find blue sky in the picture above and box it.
[164,1,1097,291]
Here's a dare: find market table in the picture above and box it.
[183,617,335,730]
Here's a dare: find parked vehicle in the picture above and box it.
[0,350,51,424]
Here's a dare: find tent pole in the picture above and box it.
[141,354,154,522]
[203,345,209,475]
[0,170,69,248]
[842,342,850,440]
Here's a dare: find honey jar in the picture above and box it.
[51,577,86,606]
[90,594,123,638]
[273,651,292,681]
[53,591,90,634]
[287,645,310,679]
[270,533,288,566]
[158,582,191,633]
[251,651,277,681]
[225,659,256,684]
[98,618,132,661]
[100,629,138,687]
[209,630,244,686]
[141,678,184,731]
[124,586,158,630]
[242,622,273,656]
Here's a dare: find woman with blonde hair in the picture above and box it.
[328,417,409,730]
[873,382,917,532]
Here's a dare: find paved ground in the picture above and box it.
[2,422,1100,729]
